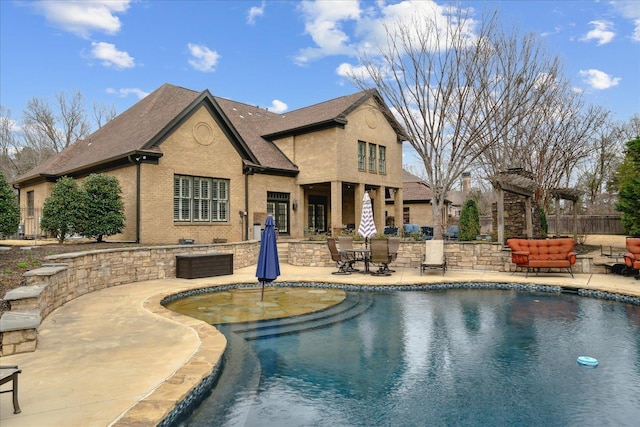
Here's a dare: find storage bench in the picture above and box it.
[176,253,233,279]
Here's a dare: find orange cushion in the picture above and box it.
[507,238,576,265]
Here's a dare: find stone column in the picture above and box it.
[373,186,385,234]
[394,187,403,228]
[330,181,343,236]
[525,197,533,238]
[497,187,505,244]
[355,184,365,231]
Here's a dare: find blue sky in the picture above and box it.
[1,0,639,137]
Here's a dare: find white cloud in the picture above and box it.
[336,62,374,81]
[609,1,640,40]
[187,43,220,72]
[106,87,149,99]
[33,0,131,38]
[90,42,135,69]
[579,69,621,90]
[247,1,266,25]
[294,0,361,64]
[268,100,288,113]
[581,20,615,45]
[295,0,476,65]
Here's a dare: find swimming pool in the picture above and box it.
[173,287,640,426]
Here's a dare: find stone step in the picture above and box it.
[0,309,41,332]
[226,292,373,340]
[3,285,47,310]
[23,264,68,286]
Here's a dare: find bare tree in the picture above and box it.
[92,101,117,128]
[517,90,609,209]
[347,7,538,238]
[620,113,640,141]
[22,89,91,154]
[576,119,623,213]
[0,106,20,180]
[474,28,564,179]
[472,22,610,213]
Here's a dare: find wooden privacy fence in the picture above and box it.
[548,215,624,235]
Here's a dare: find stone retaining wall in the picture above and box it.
[287,239,599,273]
[288,240,511,270]
[0,241,260,355]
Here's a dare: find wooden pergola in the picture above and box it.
[492,172,538,245]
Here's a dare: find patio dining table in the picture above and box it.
[340,248,371,273]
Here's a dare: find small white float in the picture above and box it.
[577,356,598,367]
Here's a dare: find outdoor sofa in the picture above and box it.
[506,237,577,278]
[624,237,640,278]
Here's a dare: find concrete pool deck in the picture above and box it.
[1,264,639,426]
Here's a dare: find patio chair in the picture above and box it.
[0,365,22,414]
[385,237,400,273]
[337,236,359,271]
[337,235,354,250]
[370,238,392,276]
[421,239,446,275]
[327,238,354,275]
[384,226,399,236]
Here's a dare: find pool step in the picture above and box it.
[224,292,373,340]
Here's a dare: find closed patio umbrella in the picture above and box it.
[256,215,280,300]
[358,191,377,249]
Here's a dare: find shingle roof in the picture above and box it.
[262,89,408,141]
[213,97,298,172]
[14,83,407,185]
[403,181,434,202]
[14,83,201,182]
[403,170,424,183]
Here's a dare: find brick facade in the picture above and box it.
[15,89,405,245]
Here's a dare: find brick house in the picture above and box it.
[384,170,450,229]
[12,83,407,244]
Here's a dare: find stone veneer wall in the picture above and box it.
[0,242,260,355]
[287,239,600,273]
[288,240,511,271]
[38,242,259,315]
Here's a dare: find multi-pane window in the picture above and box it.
[359,141,386,174]
[368,143,377,172]
[27,191,34,217]
[357,141,366,171]
[210,180,229,222]
[174,175,229,222]
[174,176,191,221]
[193,178,210,221]
[403,207,410,224]
[378,146,386,174]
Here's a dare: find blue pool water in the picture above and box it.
[181,289,640,426]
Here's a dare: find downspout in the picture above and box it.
[136,161,141,243]
[244,167,251,241]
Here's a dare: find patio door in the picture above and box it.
[308,196,327,233]
[267,192,289,235]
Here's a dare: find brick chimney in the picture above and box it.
[462,172,471,195]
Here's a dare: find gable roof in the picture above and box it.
[14,84,199,183]
[213,97,298,172]
[403,181,435,202]
[262,89,408,141]
[14,83,407,185]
